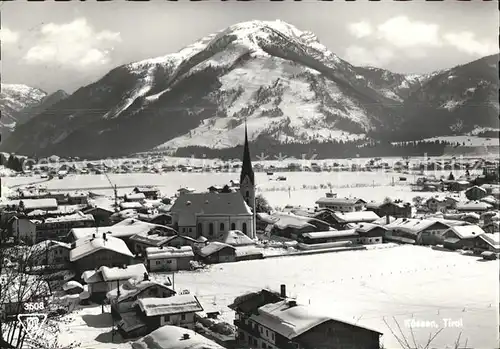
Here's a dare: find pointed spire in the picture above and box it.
[240,119,255,186]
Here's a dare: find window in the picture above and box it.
[259,327,263,333]
[156,261,161,265]
[245,191,249,198]
[231,223,236,230]
[181,314,186,320]
[271,333,274,340]
[164,315,170,322]
[167,260,172,264]
[242,222,247,235]
[220,223,224,231]
[188,227,192,233]
[209,223,214,236]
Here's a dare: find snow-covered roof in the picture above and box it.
[146,246,194,260]
[447,225,486,239]
[38,212,94,224]
[134,186,159,193]
[355,223,388,233]
[132,325,224,349]
[81,270,103,283]
[332,211,380,223]
[301,229,358,240]
[70,235,134,261]
[5,198,58,210]
[216,230,255,246]
[466,185,487,193]
[479,233,500,249]
[125,193,146,200]
[386,218,449,235]
[130,233,176,247]
[67,191,88,198]
[372,215,397,225]
[107,279,175,303]
[69,219,170,240]
[100,263,148,282]
[120,202,144,209]
[315,197,366,206]
[135,294,203,317]
[198,242,236,257]
[250,300,381,340]
[456,201,492,211]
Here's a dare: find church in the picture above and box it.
[170,123,256,240]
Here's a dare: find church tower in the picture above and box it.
[240,121,256,239]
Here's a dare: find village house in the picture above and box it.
[11,212,95,244]
[132,325,224,349]
[177,187,195,196]
[107,276,176,316]
[81,263,148,302]
[45,191,69,205]
[196,242,237,264]
[146,246,195,272]
[130,233,178,255]
[480,183,500,196]
[133,187,160,200]
[84,206,115,226]
[70,234,135,273]
[329,211,380,230]
[137,213,172,226]
[444,196,460,209]
[170,192,255,239]
[125,193,146,203]
[425,197,448,213]
[31,240,72,267]
[131,294,203,335]
[3,198,58,214]
[366,200,412,218]
[217,230,256,247]
[482,221,500,234]
[442,225,487,250]
[66,192,89,205]
[355,223,386,244]
[315,195,366,212]
[449,180,470,192]
[230,285,381,349]
[465,186,488,201]
[119,202,144,211]
[257,212,330,239]
[297,230,359,246]
[456,201,493,213]
[473,233,500,254]
[385,218,458,245]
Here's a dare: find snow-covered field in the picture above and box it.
[51,245,499,349]
[1,170,462,205]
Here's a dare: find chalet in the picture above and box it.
[355,223,386,244]
[480,183,500,196]
[473,233,500,253]
[257,212,330,239]
[132,325,224,349]
[3,198,58,214]
[67,192,89,205]
[385,218,457,245]
[132,294,203,333]
[329,211,380,230]
[163,234,198,248]
[107,278,176,316]
[444,196,460,209]
[365,201,412,218]
[81,264,148,302]
[84,206,114,226]
[137,213,172,226]
[456,201,492,213]
[133,187,160,200]
[298,230,359,245]
[146,246,195,272]
[425,197,448,213]
[449,180,470,192]
[31,240,71,267]
[125,193,146,203]
[230,286,381,349]
[70,234,135,273]
[442,225,487,250]
[130,234,177,255]
[177,187,195,196]
[482,221,500,234]
[196,242,236,264]
[170,192,254,239]
[315,196,366,212]
[120,202,144,211]
[45,191,69,205]
[12,212,95,244]
[465,186,488,201]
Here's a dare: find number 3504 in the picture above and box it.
[24,302,44,311]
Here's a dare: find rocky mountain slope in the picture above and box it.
[0,85,68,141]
[1,21,498,158]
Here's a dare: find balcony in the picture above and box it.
[234,319,261,337]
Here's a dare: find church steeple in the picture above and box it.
[240,121,255,186]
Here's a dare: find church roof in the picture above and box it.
[240,122,255,186]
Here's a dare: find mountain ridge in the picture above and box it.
[1,20,498,158]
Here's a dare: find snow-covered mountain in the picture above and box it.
[0,84,68,141]
[1,21,498,158]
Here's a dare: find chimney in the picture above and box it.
[386,215,390,225]
[280,284,286,298]
[287,300,297,307]
[103,233,107,241]
[143,272,149,281]
[182,334,190,340]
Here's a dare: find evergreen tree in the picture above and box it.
[447,172,455,180]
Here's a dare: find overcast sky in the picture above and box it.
[1,0,498,94]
